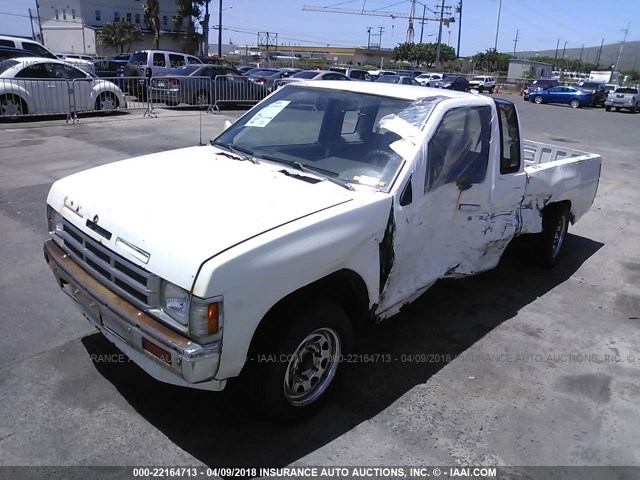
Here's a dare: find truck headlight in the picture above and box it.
[47,206,63,236]
[161,282,190,325]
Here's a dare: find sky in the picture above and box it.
[0,0,638,57]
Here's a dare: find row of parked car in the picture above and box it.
[0,37,501,116]
[523,77,639,111]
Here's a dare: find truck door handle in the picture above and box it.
[458,203,481,211]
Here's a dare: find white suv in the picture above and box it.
[468,76,496,93]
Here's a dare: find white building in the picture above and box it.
[39,0,190,55]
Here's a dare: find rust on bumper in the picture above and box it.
[44,239,224,391]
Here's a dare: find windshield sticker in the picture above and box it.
[353,175,385,187]
[245,100,291,127]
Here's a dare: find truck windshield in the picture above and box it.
[213,86,440,191]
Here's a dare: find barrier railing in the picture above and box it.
[145,75,267,114]
[147,75,213,116]
[1,75,153,122]
[0,77,73,120]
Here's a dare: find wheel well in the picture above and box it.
[0,93,28,114]
[247,269,370,356]
[544,200,573,223]
[96,91,118,107]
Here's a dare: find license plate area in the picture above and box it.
[59,277,102,327]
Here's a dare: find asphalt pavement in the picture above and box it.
[0,98,639,469]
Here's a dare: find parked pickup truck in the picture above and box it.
[44,82,601,417]
[605,86,640,112]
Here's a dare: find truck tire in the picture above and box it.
[539,203,570,268]
[605,106,611,112]
[253,302,353,420]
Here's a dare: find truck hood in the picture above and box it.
[47,146,356,290]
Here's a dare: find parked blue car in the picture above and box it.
[528,86,593,108]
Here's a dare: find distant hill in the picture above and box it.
[515,41,640,71]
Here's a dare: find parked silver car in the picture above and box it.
[149,64,266,107]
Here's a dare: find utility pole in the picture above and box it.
[512,29,519,56]
[203,0,209,56]
[493,0,502,51]
[28,9,36,41]
[217,0,222,58]
[554,38,559,60]
[35,0,44,45]
[456,1,462,58]
[367,26,372,49]
[419,4,426,43]
[435,0,446,65]
[378,26,384,49]
[595,38,604,67]
[562,41,567,59]
[579,44,584,62]
[615,22,631,71]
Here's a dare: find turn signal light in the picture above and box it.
[207,303,219,334]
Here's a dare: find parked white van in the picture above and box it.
[0,35,95,74]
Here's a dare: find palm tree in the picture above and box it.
[144,0,161,49]
[173,0,205,54]
[98,20,143,53]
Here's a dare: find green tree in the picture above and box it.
[97,20,143,53]
[392,42,414,62]
[173,0,205,54]
[622,69,640,81]
[393,42,455,66]
[144,0,161,49]
[472,49,513,72]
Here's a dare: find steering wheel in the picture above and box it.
[364,149,397,168]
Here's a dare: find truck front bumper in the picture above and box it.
[44,240,225,391]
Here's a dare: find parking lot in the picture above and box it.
[1,96,639,469]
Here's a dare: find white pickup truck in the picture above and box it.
[44,82,601,417]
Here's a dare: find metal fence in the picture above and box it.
[0,76,152,122]
[146,74,268,114]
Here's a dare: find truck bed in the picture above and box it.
[520,140,601,234]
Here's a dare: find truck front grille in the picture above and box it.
[59,219,159,308]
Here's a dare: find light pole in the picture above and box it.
[493,0,502,51]
[217,0,222,58]
[214,2,232,58]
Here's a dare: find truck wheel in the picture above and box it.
[255,302,353,419]
[570,99,580,108]
[534,95,543,104]
[605,106,611,112]
[539,204,570,268]
[489,86,495,94]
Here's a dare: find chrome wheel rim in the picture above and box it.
[1,98,22,116]
[551,216,567,258]
[535,96,543,104]
[570,100,579,108]
[99,95,116,111]
[283,327,341,407]
[195,94,208,105]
